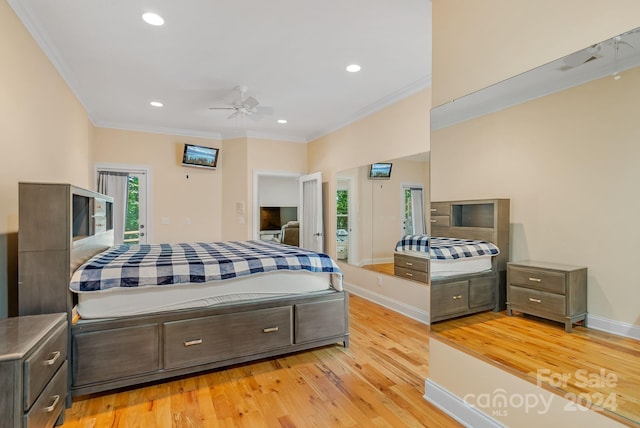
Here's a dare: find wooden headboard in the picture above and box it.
[430,198,510,272]
[18,182,114,319]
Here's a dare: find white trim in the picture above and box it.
[423,379,505,428]
[587,314,640,340]
[343,281,429,324]
[252,170,305,240]
[95,121,222,140]
[94,163,153,244]
[223,130,307,144]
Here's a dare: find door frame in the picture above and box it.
[252,170,304,240]
[94,162,153,244]
[400,182,424,237]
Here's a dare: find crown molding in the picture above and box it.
[306,74,432,142]
[94,121,223,140]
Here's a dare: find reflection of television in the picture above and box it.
[182,144,219,169]
[369,162,392,179]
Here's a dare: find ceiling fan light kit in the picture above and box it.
[208,85,274,121]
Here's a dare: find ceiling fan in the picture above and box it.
[208,85,274,120]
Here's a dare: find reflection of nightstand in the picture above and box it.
[507,261,587,332]
[259,230,281,242]
[336,244,348,260]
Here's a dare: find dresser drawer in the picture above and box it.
[24,361,67,428]
[431,280,468,318]
[509,265,566,294]
[469,276,496,308]
[164,306,292,369]
[509,286,565,315]
[73,323,159,386]
[430,202,451,216]
[394,254,428,272]
[394,266,428,283]
[430,215,450,228]
[295,298,347,344]
[23,322,67,410]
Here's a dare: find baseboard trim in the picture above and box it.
[343,281,429,324]
[587,314,640,340]
[424,379,504,428]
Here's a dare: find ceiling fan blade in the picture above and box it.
[208,107,234,110]
[243,96,259,109]
[228,111,239,119]
[256,106,274,115]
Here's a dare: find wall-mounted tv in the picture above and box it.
[368,162,392,179]
[182,144,219,169]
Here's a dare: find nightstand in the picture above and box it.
[507,261,587,332]
[0,313,68,428]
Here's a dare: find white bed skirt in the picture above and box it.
[75,270,334,319]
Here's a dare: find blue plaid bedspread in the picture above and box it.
[70,240,343,292]
[395,235,499,260]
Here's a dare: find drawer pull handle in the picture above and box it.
[430,219,437,223]
[405,272,413,277]
[44,395,60,413]
[404,262,413,266]
[184,339,203,347]
[528,277,542,282]
[430,208,437,212]
[452,295,463,300]
[529,297,542,303]
[263,327,279,333]
[45,351,61,366]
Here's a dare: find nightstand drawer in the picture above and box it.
[23,322,67,410]
[24,361,67,428]
[509,286,565,315]
[508,266,565,294]
[431,281,468,318]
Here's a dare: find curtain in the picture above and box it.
[410,188,426,235]
[98,171,129,245]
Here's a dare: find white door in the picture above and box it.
[96,165,150,245]
[299,172,323,252]
[402,184,425,236]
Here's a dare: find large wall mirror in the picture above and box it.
[430,26,640,424]
[336,153,430,279]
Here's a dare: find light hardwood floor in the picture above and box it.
[61,294,461,428]
[431,311,640,426]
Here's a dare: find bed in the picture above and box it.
[393,198,510,322]
[17,183,349,399]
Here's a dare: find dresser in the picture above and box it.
[507,261,587,332]
[0,313,67,428]
[394,252,429,283]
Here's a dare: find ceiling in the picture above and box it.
[9,0,432,142]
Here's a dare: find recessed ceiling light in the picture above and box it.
[346,64,361,73]
[150,101,163,107]
[277,119,287,124]
[142,12,164,26]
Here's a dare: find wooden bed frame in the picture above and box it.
[18,183,349,398]
[394,198,510,323]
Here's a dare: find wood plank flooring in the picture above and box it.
[431,311,640,425]
[61,294,461,428]
[361,263,394,276]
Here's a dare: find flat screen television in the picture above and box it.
[368,162,392,179]
[182,144,219,169]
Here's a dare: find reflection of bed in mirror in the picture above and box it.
[395,199,510,322]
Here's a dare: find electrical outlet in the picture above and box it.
[377,275,383,286]
[161,217,169,225]
[185,217,191,225]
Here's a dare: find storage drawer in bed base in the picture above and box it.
[70,291,349,397]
